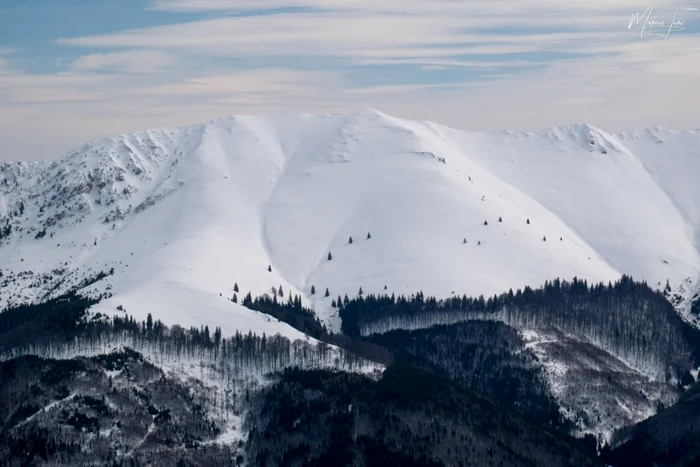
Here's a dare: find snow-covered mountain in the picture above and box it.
[1,108,699,336]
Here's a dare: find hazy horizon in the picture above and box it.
[1,0,699,161]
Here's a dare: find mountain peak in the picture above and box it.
[0,110,699,336]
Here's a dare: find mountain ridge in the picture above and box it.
[1,109,699,337]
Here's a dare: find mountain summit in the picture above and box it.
[1,109,699,334]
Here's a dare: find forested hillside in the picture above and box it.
[0,353,239,466]
[245,366,601,467]
[1,275,700,465]
[367,322,566,429]
[604,379,700,466]
[341,276,699,381]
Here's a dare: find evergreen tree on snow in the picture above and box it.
[310,285,316,295]
[483,220,488,226]
[278,285,284,297]
[232,293,238,303]
[543,236,547,241]
[367,232,371,239]
[234,282,239,293]
[358,287,363,295]
[349,236,353,244]
[526,218,530,225]
[463,238,467,244]
[268,265,272,272]
[499,217,503,222]
[243,292,253,307]
[328,252,333,261]
[325,288,330,297]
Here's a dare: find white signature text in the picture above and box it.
[629,6,696,38]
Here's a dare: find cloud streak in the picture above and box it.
[70,50,178,73]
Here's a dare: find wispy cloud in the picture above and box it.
[70,50,178,73]
[146,0,671,14]
[54,10,627,59]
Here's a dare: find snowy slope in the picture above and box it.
[429,123,700,302]
[0,109,698,335]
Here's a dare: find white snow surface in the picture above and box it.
[1,109,699,335]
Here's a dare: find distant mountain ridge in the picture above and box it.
[0,109,699,338]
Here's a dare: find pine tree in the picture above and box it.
[526,218,530,224]
[214,327,222,348]
[310,285,316,295]
[232,293,238,303]
[268,265,272,272]
[499,217,503,222]
[146,313,153,333]
[332,299,337,307]
[325,288,330,297]
[349,236,353,244]
[243,292,253,307]
[543,236,547,241]
[367,232,371,239]
[384,285,387,290]
[234,282,239,292]
[358,287,363,295]
[463,238,467,244]
[484,220,488,226]
[278,285,283,297]
[328,252,333,261]
[477,240,481,245]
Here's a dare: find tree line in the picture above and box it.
[337,275,700,382]
[0,293,382,383]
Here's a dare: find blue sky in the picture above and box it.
[1,0,699,160]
